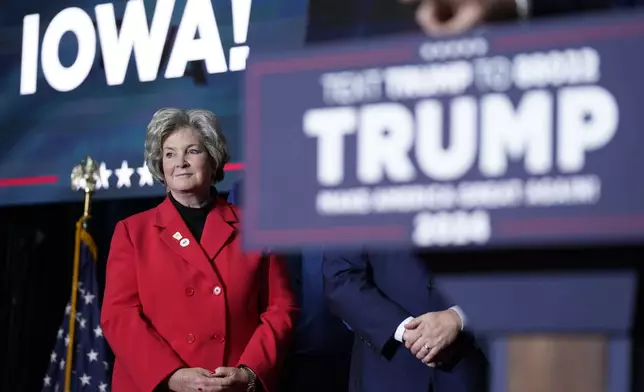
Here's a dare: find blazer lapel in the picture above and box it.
[201,200,238,288]
[155,197,218,281]
[201,199,237,261]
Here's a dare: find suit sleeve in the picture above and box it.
[237,254,299,392]
[101,221,186,392]
[530,0,611,17]
[322,251,411,355]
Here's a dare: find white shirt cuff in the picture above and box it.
[516,0,530,19]
[394,316,414,342]
[449,305,467,331]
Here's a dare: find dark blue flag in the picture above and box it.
[42,221,110,392]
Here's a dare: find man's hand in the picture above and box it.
[211,367,251,391]
[402,309,462,365]
[400,0,519,35]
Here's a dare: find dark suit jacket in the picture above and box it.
[323,250,487,392]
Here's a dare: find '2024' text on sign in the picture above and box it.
[20,0,252,95]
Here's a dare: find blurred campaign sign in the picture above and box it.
[243,10,644,251]
[0,0,308,206]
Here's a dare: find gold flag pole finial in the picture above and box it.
[64,156,100,392]
[71,156,99,218]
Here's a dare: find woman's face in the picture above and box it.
[162,127,213,194]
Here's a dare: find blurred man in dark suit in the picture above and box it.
[227,181,353,392]
[306,1,622,392]
[323,249,487,392]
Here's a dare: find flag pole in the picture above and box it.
[64,157,99,392]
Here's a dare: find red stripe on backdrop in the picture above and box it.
[0,175,59,187]
[224,162,244,171]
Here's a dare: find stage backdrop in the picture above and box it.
[0,0,309,206]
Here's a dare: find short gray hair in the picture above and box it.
[144,108,230,184]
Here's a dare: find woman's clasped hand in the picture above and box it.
[167,367,250,392]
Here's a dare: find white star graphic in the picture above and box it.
[78,317,86,329]
[94,326,103,338]
[57,328,64,339]
[87,349,99,362]
[99,382,108,392]
[115,160,134,188]
[137,162,154,187]
[59,359,65,370]
[75,312,82,321]
[64,334,70,347]
[50,351,57,363]
[83,292,95,305]
[54,383,60,392]
[79,373,91,386]
[97,162,113,189]
[65,304,71,315]
[43,375,51,386]
[103,361,109,370]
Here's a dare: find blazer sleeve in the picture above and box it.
[322,251,411,356]
[236,254,299,392]
[100,221,186,391]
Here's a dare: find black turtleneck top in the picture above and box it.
[168,191,215,242]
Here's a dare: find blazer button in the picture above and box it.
[213,333,225,343]
[212,286,222,296]
[186,333,195,344]
[185,287,195,296]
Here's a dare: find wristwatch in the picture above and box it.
[238,365,257,392]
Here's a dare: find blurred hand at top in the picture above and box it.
[400,0,520,35]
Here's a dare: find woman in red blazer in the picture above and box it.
[101,108,298,392]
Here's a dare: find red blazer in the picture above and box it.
[101,196,298,392]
